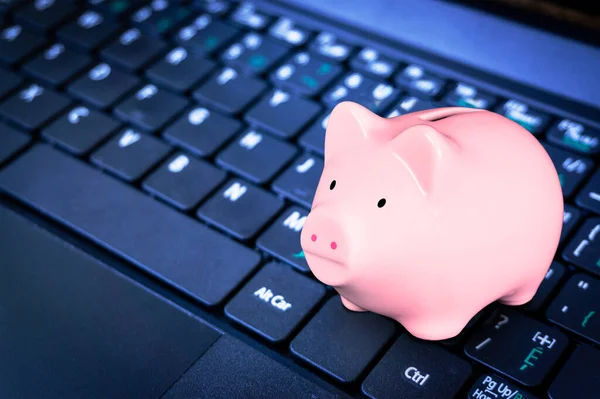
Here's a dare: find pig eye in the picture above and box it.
[377,198,386,208]
[329,180,336,190]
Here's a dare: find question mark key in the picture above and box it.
[464,308,569,387]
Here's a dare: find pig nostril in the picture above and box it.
[311,234,317,242]
[330,241,337,250]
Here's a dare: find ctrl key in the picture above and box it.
[362,334,472,399]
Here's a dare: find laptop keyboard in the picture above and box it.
[1,0,599,398]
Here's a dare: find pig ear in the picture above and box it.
[390,125,458,196]
[324,101,388,156]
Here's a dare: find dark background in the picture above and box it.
[444,0,600,47]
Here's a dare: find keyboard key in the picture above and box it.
[197,178,284,240]
[69,63,140,109]
[0,83,70,131]
[130,1,192,37]
[0,68,22,99]
[548,344,600,399]
[547,274,600,345]
[350,47,398,79]
[224,261,326,343]
[221,32,289,76]
[142,152,226,211]
[176,14,239,56]
[192,0,232,15]
[465,307,569,386]
[495,99,551,134]
[542,143,594,198]
[246,89,321,138]
[386,95,436,117]
[298,112,329,156]
[468,374,538,399]
[310,32,354,62]
[0,0,26,11]
[290,296,397,383]
[147,47,216,93]
[547,119,600,156]
[268,17,311,46]
[561,204,582,243]
[88,0,146,18]
[395,64,446,98]
[323,72,398,114]
[362,334,472,399]
[163,107,241,157]
[272,153,323,208]
[230,2,272,30]
[0,144,261,307]
[162,335,349,399]
[0,206,223,399]
[216,128,297,184]
[562,218,600,276]
[443,82,497,109]
[14,0,77,32]
[23,43,91,87]
[101,28,167,71]
[0,24,46,65]
[0,123,30,164]
[57,10,119,51]
[271,51,342,96]
[115,84,188,131]
[522,261,565,312]
[91,128,171,181]
[42,105,120,155]
[257,206,310,272]
[193,67,267,114]
[575,169,600,214]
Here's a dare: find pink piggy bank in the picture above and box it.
[300,101,563,340]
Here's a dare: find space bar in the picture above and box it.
[0,144,261,306]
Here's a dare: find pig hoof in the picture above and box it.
[340,296,366,312]
[500,288,537,306]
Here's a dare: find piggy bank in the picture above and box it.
[300,101,563,340]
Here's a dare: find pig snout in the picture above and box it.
[301,214,348,265]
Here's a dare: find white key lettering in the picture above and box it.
[168,155,190,173]
[296,158,315,173]
[223,182,246,202]
[188,108,210,125]
[44,43,64,60]
[19,84,43,103]
[282,211,305,232]
[89,63,111,81]
[239,131,262,150]
[118,129,141,148]
[68,106,90,124]
[166,47,187,65]
[404,366,430,386]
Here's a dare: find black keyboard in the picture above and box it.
[1,1,600,398]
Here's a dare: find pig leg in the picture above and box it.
[499,285,538,306]
[340,296,366,312]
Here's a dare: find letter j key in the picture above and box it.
[272,154,323,209]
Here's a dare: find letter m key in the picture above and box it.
[282,211,306,232]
